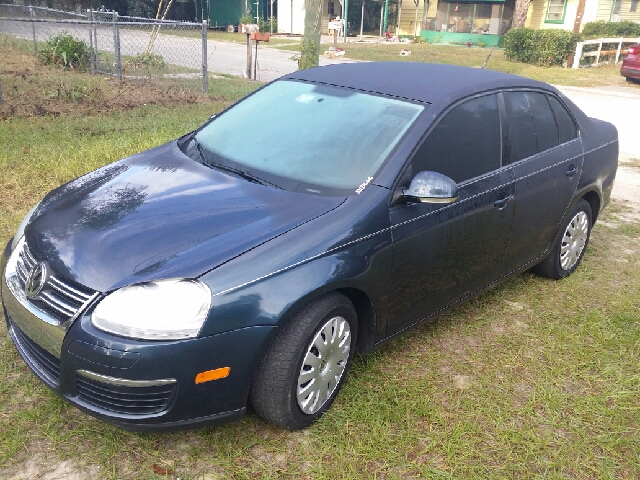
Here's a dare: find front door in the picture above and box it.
[387,93,514,337]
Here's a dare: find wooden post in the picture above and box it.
[615,37,623,63]
[572,41,583,69]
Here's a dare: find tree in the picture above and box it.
[512,0,532,29]
[298,0,323,69]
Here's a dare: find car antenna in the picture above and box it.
[481,47,496,69]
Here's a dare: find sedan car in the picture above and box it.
[621,44,640,82]
[1,63,618,431]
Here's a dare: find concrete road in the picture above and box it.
[558,85,640,159]
[0,19,353,82]
[558,85,640,209]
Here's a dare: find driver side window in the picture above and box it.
[411,94,502,184]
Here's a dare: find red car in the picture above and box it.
[621,44,640,83]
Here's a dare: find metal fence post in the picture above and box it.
[202,20,209,94]
[93,9,99,71]
[29,6,37,55]
[88,9,96,74]
[113,12,122,79]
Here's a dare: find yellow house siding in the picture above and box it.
[397,0,426,36]
[618,0,640,21]
[593,0,640,22]
[527,0,582,29]
[595,0,613,19]
[526,0,546,28]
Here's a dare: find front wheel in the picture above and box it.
[532,199,592,279]
[250,292,357,430]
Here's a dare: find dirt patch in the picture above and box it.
[6,454,100,480]
[0,45,211,118]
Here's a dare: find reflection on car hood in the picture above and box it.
[25,141,346,292]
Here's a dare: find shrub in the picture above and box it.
[503,28,537,63]
[504,28,580,67]
[581,20,640,39]
[125,53,166,70]
[258,16,277,33]
[38,32,90,70]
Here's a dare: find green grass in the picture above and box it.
[0,46,639,479]
[276,41,640,88]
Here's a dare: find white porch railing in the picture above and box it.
[572,37,640,68]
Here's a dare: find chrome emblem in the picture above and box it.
[25,261,49,298]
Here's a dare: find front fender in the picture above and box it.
[198,230,393,341]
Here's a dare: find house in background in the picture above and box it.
[396,0,639,46]
[400,0,514,46]
[206,0,276,29]
[525,0,640,30]
[278,0,339,34]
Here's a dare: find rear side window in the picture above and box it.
[504,92,538,162]
[548,96,578,144]
[411,94,501,184]
[504,91,560,163]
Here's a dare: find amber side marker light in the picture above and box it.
[195,367,230,384]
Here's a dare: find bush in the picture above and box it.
[504,28,581,67]
[125,53,166,71]
[581,20,640,39]
[259,16,277,33]
[39,32,90,70]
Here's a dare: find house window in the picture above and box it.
[545,0,567,22]
[328,1,335,15]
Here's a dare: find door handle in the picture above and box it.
[494,195,512,210]
[566,165,578,177]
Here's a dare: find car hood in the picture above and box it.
[25,141,345,293]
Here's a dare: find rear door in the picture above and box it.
[499,91,583,275]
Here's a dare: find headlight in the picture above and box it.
[91,279,212,341]
[11,201,42,252]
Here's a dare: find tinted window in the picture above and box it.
[504,92,538,163]
[528,93,558,152]
[548,96,578,144]
[412,94,501,184]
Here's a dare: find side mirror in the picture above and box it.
[403,171,458,204]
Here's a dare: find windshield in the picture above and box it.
[193,80,425,195]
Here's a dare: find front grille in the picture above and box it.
[10,322,61,386]
[15,242,97,322]
[76,375,176,415]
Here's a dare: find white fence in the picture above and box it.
[572,37,640,68]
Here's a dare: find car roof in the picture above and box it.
[282,62,553,104]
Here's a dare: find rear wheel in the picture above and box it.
[532,199,592,279]
[250,292,357,430]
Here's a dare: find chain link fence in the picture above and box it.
[0,4,209,92]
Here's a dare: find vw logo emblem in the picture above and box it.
[25,261,49,299]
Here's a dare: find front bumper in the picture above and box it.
[2,242,276,432]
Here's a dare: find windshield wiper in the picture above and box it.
[192,138,282,189]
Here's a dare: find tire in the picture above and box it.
[250,292,357,430]
[532,199,592,279]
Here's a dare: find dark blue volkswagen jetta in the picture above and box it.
[1,63,618,431]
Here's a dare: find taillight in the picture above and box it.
[628,47,638,55]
